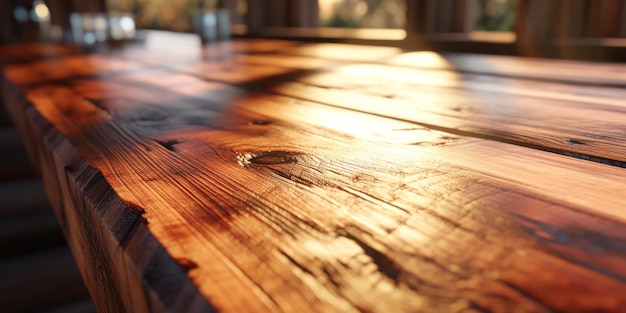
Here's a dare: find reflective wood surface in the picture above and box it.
[2,33,626,313]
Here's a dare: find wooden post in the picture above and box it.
[246,0,264,35]
[47,0,73,29]
[432,0,474,33]
[587,0,623,37]
[263,0,288,27]
[515,0,561,56]
[404,0,436,41]
[406,0,475,36]
[553,0,588,39]
[288,0,319,27]
[621,0,626,36]
[462,0,479,33]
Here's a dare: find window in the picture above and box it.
[103,0,626,61]
[106,0,247,33]
[474,0,518,32]
[318,0,406,29]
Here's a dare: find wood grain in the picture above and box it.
[166,52,626,166]
[2,39,626,313]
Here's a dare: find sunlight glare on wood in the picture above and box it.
[294,43,401,62]
[303,107,447,146]
[386,51,453,70]
[336,64,461,88]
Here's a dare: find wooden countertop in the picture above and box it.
[2,32,626,313]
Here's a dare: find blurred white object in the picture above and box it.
[70,12,135,45]
[109,13,136,40]
[193,9,230,43]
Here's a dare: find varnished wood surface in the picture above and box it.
[2,35,626,313]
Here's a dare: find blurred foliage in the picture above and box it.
[106,0,516,32]
[106,0,247,31]
[319,0,405,28]
[106,0,207,31]
[475,0,518,31]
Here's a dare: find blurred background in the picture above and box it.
[1,0,623,52]
[0,0,531,43]
[2,0,624,61]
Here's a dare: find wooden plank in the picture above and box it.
[2,54,141,86]
[279,43,402,62]
[99,69,626,221]
[98,36,300,68]
[389,52,626,87]
[0,43,78,64]
[159,53,626,165]
[270,65,626,165]
[231,52,626,105]
[229,42,626,86]
[4,55,626,313]
[435,53,626,87]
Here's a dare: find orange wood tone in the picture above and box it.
[2,38,626,313]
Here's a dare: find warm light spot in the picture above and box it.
[347,28,406,40]
[305,106,400,141]
[319,0,344,22]
[386,51,452,70]
[262,28,406,41]
[300,236,362,262]
[336,64,460,88]
[354,1,369,18]
[33,1,50,20]
[314,110,451,146]
[295,43,401,62]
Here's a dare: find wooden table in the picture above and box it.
[2,32,626,313]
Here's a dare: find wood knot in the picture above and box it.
[156,139,182,152]
[176,258,198,272]
[237,151,299,168]
[563,139,585,146]
[249,120,271,125]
